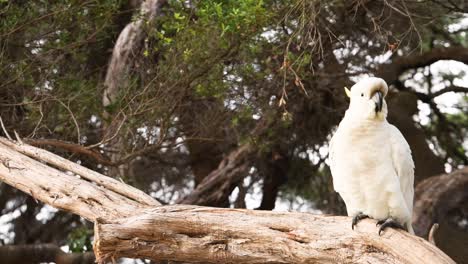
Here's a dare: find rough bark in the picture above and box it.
[0,137,456,263]
[412,167,468,263]
[0,244,94,264]
[0,137,157,222]
[413,167,468,237]
[94,205,453,264]
[0,138,158,207]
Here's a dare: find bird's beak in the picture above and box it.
[344,87,351,98]
[372,91,383,112]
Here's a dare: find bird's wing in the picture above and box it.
[329,127,345,194]
[389,125,415,214]
[329,131,338,189]
[328,126,361,217]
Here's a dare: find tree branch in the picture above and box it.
[413,167,468,238]
[378,47,468,84]
[430,85,468,98]
[24,138,113,165]
[94,205,454,264]
[0,137,157,222]
[0,137,159,207]
[0,244,94,264]
[0,137,456,263]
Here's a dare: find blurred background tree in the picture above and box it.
[0,0,467,263]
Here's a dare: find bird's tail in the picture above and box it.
[407,223,415,235]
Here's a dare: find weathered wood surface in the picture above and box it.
[94,205,454,264]
[0,137,455,263]
[0,137,156,222]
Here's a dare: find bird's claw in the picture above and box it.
[376,219,385,226]
[376,218,405,235]
[351,212,369,230]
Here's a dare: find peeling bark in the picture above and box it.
[94,205,454,264]
[0,137,456,263]
[0,138,157,222]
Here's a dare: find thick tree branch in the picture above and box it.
[0,244,94,264]
[378,47,468,84]
[100,0,168,180]
[0,137,456,263]
[0,138,159,207]
[0,138,157,222]
[94,205,454,264]
[413,167,468,238]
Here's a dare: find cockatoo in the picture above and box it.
[329,77,415,235]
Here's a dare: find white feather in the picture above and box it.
[329,77,415,234]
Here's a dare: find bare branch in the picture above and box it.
[0,137,157,222]
[0,244,94,264]
[379,47,468,84]
[0,116,12,140]
[428,223,439,245]
[102,0,167,109]
[24,138,113,165]
[0,136,456,263]
[430,85,468,98]
[94,205,455,264]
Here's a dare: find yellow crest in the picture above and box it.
[344,87,351,98]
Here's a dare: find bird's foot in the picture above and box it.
[351,212,369,230]
[376,218,405,235]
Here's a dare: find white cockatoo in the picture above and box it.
[329,77,415,235]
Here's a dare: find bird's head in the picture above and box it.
[344,77,388,121]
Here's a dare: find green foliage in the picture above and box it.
[0,0,123,141]
[67,227,93,253]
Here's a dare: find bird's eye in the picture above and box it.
[361,93,364,97]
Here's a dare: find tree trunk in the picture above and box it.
[102,0,166,109]
[413,167,468,237]
[257,149,289,210]
[0,137,455,263]
[386,92,445,183]
[102,0,166,178]
[413,167,468,263]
